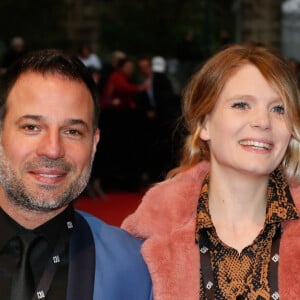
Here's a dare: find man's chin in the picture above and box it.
[20,198,72,212]
[7,189,74,212]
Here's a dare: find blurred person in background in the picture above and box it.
[137,55,180,183]
[1,36,27,73]
[99,58,149,190]
[101,57,148,110]
[78,42,102,72]
[99,50,127,92]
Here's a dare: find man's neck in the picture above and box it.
[0,195,68,229]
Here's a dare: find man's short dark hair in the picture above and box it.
[0,49,100,130]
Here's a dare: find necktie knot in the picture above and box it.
[20,231,37,254]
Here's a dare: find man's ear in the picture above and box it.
[199,116,210,141]
[93,128,100,155]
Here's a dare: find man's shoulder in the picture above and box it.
[75,210,143,249]
[74,210,152,300]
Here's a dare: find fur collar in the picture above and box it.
[122,162,300,299]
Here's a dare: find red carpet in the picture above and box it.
[75,191,145,227]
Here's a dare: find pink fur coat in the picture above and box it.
[122,162,300,300]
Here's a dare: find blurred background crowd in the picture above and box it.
[1,0,300,195]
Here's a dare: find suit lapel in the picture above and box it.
[66,212,95,300]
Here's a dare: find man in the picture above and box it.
[137,56,176,118]
[78,42,102,71]
[137,56,180,183]
[0,49,152,300]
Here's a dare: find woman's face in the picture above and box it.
[200,64,291,177]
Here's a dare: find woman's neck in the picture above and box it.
[208,166,269,252]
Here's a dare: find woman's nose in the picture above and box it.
[250,110,271,130]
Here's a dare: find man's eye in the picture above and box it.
[66,129,81,135]
[271,105,285,115]
[22,125,39,131]
[231,102,249,109]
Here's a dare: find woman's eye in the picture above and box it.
[231,102,249,110]
[271,105,285,115]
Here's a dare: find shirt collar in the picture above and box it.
[0,208,21,252]
[265,168,299,224]
[196,175,213,233]
[0,205,74,252]
[33,205,74,249]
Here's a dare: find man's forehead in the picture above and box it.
[6,72,94,118]
[8,70,90,99]
[15,70,80,84]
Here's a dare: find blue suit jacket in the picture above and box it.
[66,210,153,300]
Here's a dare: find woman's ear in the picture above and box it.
[199,116,210,141]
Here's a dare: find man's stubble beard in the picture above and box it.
[0,145,94,212]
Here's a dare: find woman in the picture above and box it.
[99,58,149,190]
[122,44,300,299]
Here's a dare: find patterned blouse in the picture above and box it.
[195,168,299,300]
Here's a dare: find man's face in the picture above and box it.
[138,59,152,78]
[0,71,99,212]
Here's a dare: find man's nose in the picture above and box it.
[36,130,65,159]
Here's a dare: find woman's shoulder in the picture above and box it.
[121,162,209,237]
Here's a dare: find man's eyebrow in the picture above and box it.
[16,115,90,130]
[66,119,90,130]
[16,115,43,122]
